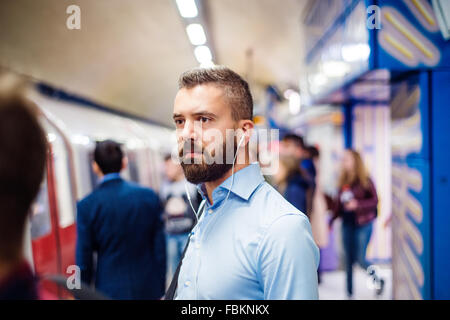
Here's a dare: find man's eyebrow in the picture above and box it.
[172,111,217,119]
[192,111,217,118]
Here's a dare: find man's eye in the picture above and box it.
[175,119,184,126]
[200,117,210,123]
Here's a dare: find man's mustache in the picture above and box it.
[178,140,205,158]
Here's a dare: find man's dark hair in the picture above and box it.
[94,140,124,174]
[307,145,320,159]
[178,66,253,121]
[282,133,306,149]
[0,94,47,261]
[164,154,172,162]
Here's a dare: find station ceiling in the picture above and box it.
[0,0,307,127]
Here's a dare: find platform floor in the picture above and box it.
[318,266,393,300]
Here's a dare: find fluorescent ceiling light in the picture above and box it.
[309,73,327,86]
[283,89,294,99]
[322,61,350,77]
[288,91,301,115]
[186,23,206,45]
[341,43,371,62]
[175,0,198,18]
[194,45,212,64]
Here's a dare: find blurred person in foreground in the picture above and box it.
[0,82,47,299]
[76,140,166,299]
[329,149,384,298]
[160,154,199,280]
[166,66,319,300]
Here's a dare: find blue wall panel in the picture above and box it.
[391,71,432,299]
[431,71,450,299]
[377,0,450,69]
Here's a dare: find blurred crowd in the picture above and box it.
[0,73,383,300]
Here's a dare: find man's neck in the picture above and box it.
[204,158,250,205]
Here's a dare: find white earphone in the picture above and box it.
[237,134,245,149]
[185,132,246,221]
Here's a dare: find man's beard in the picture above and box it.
[178,139,236,185]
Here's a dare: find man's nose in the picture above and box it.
[179,119,202,141]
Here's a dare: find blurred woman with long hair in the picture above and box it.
[330,149,384,298]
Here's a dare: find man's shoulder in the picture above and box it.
[78,180,158,206]
[78,189,100,207]
[251,181,309,224]
[121,181,159,200]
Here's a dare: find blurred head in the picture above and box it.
[173,66,254,184]
[339,149,369,188]
[164,154,184,182]
[0,91,47,262]
[275,155,302,186]
[93,140,126,176]
[281,134,306,160]
[306,145,319,160]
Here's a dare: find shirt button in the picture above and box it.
[208,209,213,214]
[184,281,191,287]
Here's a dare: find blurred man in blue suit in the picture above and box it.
[76,140,166,300]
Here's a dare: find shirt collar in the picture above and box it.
[196,162,265,203]
[101,172,121,184]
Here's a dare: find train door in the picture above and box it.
[50,128,77,280]
[31,117,78,298]
[30,144,62,296]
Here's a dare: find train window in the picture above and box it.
[52,134,76,228]
[30,177,52,239]
[127,150,140,183]
[71,143,95,200]
[40,118,77,228]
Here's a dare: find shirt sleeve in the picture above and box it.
[256,214,320,300]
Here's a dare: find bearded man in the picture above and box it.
[166,66,319,300]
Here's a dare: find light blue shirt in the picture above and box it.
[175,163,319,300]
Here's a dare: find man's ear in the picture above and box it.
[238,119,254,146]
[122,157,128,171]
[92,161,102,176]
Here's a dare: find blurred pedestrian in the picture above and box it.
[274,155,313,215]
[329,149,384,298]
[76,140,166,299]
[280,134,316,215]
[0,84,47,299]
[281,134,316,180]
